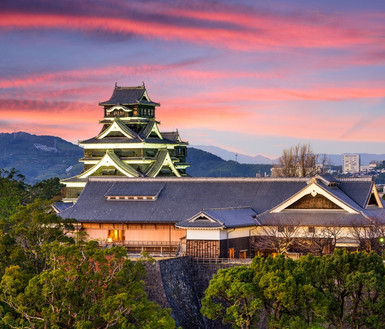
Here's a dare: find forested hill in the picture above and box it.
[0,132,272,184]
[0,132,83,184]
[186,147,272,177]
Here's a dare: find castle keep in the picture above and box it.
[61,84,189,202]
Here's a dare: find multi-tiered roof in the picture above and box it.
[62,83,189,201]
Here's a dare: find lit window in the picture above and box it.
[107,230,125,242]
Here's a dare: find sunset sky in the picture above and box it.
[1,0,384,158]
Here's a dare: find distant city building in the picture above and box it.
[360,165,371,173]
[343,154,360,174]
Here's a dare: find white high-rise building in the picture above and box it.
[343,154,360,174]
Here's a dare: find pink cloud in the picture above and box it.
[190,85,385,102]
[0,8,382,51]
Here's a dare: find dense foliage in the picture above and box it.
[202,251,385,329]
[0,169,64,232]
[0,170,175,328]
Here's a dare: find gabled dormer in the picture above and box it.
[140,120,163,139]
[79,150,142,179]
[97,118,140,139]
[365,184,383,208]
[271,177,360,214]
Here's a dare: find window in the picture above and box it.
[229,248,235,258]
[239,250,247,259]
[308,226,315,233]
[107,230,125,243]
[278,226,284,233]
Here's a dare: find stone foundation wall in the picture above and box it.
[144,257,235,329]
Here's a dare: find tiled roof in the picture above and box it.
[140,120,159,139]
[256,211,371,227]
[99,85,160,106]
[59,177,308,224]
[145,149,169,177]
[338,179,373,208]
[162,132,181,142]
[177,208,258,229]
[53,202,74,213]
[58,176,384,228]
[79,136,178,145]
[318,183,363,213]
[105,182,164,197]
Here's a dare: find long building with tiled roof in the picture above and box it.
[58,175,385,258]
[62,83,189,201]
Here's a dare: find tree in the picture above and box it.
[0,241,175,328]
[299,226,342,256]
[4,200,74,275]
[253,223,300,254]
[252,255,326,328]
[0,169,29,232]
[0,169,64,234]
[272,144,325,177]
[202,252,385,328]
[201,266,262,329]
[312,249,385,329]
[350,224,385,255]
[30,177,64,202]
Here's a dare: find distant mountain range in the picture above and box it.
[192,145,385,166]
[1,132,385,184]
[192,145,274,164]
[0,132,273,184]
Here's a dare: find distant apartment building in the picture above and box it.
[343,154,360,174]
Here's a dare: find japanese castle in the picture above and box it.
[57,83,385,260]
[61,83,189,202]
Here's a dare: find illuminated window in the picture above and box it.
[107,230,125,243]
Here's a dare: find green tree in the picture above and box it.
[0,241,175,328]
[201,266,262,329]
[5,200,74,275]
[314,249,385,329]
[30,177,64,202]
[0,169,29,232]
[252,255,326,328]
[202,252,385,328]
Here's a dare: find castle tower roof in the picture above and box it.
[99,84,160,107]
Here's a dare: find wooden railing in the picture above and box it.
[192,257,253,264]
[102,240,179,246]
[99,240,182,256]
